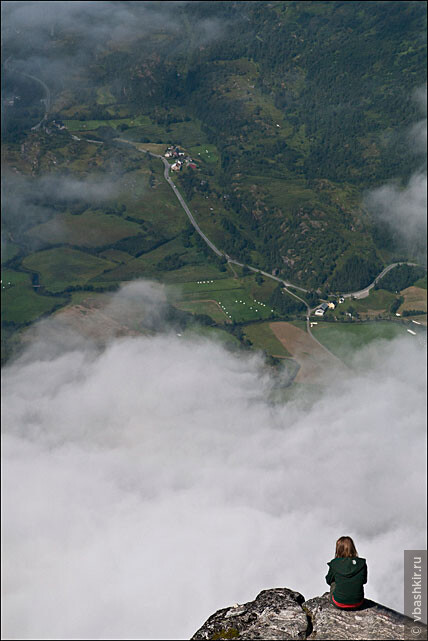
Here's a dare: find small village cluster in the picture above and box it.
[165,146,197,171]
[314,296,345,316]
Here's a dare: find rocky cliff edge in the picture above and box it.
[191,588,427,640]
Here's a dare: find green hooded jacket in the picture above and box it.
[326,557,367,605]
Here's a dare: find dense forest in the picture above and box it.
[93,0,426,289]
[2,0,427,296]
[375,264,426,293]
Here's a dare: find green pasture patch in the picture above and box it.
[311,321,406,365]
[168,120,207,147]
[179,277,242,297]
[185,325,241,347]
[22,248,116,293]
[1,269,67,324]
[350,288,396,312]
[243,322,291,357]
[120,167,187,235]
[206,288,274,323]
[92,237,191,282]
[99,249,133,263]
[63,117,146,132]
[246,274,279,302]
[176,276,282,323]
[188,144,219,164]
[174,300,228,323]
[172,277,274,322]
[26,210,142,248]
[414,275,427,289]
[1,242,21,264]
[134,143,167,155]
[159,264,229,284]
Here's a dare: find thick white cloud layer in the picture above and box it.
[366,84,427,258]
[366,171,427,253]
[2,282,426,640]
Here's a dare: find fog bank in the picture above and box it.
[2,282,426,640]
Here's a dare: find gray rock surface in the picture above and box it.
[191,588,309,640]
[305,592,425,640]
[191,588,427,640]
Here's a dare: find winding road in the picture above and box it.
[343,262,420,299]
[122,140,423,300]
[109,139,428,360]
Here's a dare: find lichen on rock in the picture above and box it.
[191,587,427,640]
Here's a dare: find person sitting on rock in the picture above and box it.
[326,536,367,610]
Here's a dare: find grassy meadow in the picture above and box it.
[311,321,411,365]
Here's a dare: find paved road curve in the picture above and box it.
[343,261,420,299]
[116,139,426,360]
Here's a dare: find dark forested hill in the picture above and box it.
[87,0,426,287]
[2,1,427,294]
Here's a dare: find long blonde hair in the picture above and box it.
[335,536,358,558]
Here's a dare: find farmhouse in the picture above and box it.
[314,302,329,316]
[171,162,182,171]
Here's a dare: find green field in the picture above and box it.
[414,275,427,289]
[159,264,229,284]
[22,248,116,293]
[312,321,410,364]
[184,325,241,347]
[99,249,134,264]
[331,288,397,318]
[26,210,143,248]
[188,144,219,164]
[243,322,291,357]
[1,269,67,324]
[64,116,148,131]
[191,288,274,323]
[1,242,21,264]
[174,300,229,323]
[119,166,188,235]
[176,277,276,323]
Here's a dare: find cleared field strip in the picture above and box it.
[174,300,230,323]
[270,321,343,383]
[243,322,291,357]
[398,286,427,313]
